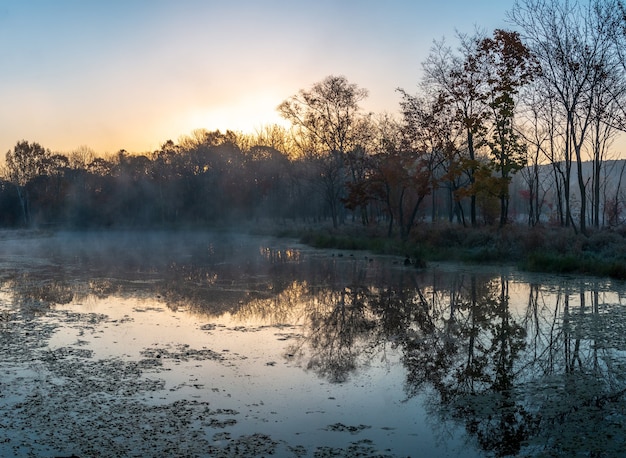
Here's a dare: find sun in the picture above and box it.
[184,92,290,136]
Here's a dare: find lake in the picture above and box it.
[0,230,624,457]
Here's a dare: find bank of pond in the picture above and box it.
[290,224,626,281]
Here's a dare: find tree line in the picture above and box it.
[3,0,626,236]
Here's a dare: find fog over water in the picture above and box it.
[0,230,624,457]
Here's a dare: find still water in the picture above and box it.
[0,231,625,457]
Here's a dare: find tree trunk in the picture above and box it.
[500,193,508,227]
[467,127,477,226]
[574,145,587,236]
[15,185,29,226]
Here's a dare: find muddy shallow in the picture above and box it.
[1,230,625,457]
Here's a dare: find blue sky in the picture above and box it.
[0,1,516,154]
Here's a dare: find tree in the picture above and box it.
[588,2,626,226]
[398,91,441,223]
[250,124,299,159]
[476,29,538,226]
[422,34,490,226]
[344,146,432,239]
[69,145,96,170]
[589,86,621,228]
[5,140,50,225]
[30,153,70,224]
[509,0,625,234]
[278,75,369,228]
[518,82,562,226]
[344,113,403,230]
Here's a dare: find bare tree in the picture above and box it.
[278,75,369,228]
[518,89,558,225]
[589,83,622,228]
[509,0,625,234]
[69,145,96,170]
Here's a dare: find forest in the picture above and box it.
[2,0,626,244]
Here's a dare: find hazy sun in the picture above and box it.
[185,93,289,136]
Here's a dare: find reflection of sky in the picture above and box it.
[45,293,478,457]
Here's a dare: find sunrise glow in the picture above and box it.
[0,1,516,155]
[183,94,291,138]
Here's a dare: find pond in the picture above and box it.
[0,230,625,457]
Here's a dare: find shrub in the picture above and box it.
[583,229,623,254]
[524,252,581,274]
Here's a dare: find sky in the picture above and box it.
[0,0,517,155]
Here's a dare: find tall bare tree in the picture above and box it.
[509,0,625,234]
[518,88,559,226]
[278,75,369,227]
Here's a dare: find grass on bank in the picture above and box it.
[280,223,626,280]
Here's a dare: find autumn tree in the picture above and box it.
[397,88,467,224]
[344,118,433,239]
[476,29,538,226]
[344,151,429,239]
[343,113,403,229]
[422,34,490,226]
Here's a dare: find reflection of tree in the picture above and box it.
[3,272,76,318]
[399,273,533,457]
[384,284,455,398]
[0,236,312,318]
[287,286,377,383]
[236,280,308,324]
[459,277,532,457]
[281,271,543,455]
[519,282,626,456]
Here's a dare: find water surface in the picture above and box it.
[0,231,624,457]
